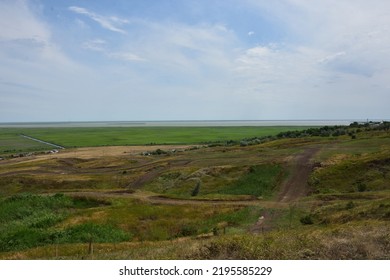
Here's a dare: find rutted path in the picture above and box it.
[277,147,320,203]
[66,190,288,208]
[250,146,320,233]
[64,146,320,234]
[37,145,320,234]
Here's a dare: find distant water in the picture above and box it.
[0,120,366,128]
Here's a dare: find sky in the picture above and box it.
[1,0,390,122]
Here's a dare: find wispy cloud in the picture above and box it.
[82,39,107,52]
[2,0,390,121]
[81,39,144,62]
[68,6,128,34]
[0,0,49,42]
[109,52,145,62]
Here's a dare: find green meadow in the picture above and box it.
[0,126,313,150]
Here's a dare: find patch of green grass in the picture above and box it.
[0,132,53,156]
[310,150,390,194]
[0,193,114,252]
[144,164,284,199]
[219,164,284,198]
[57,223,131,243]
[200,206,263,233]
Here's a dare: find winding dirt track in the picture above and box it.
[67,190,287,208]
[65,146,320,233]
[27,146,321,234]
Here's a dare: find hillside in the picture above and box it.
[0,124,389,259]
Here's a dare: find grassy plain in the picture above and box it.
[0,126,313,149]
[0,125,389,259]
[0,131,53,155]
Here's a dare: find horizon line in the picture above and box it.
[1,118,388,124]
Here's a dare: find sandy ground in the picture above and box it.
[46,145,193,158]
[0,145,193,166]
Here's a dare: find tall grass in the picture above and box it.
[0,193,129,252]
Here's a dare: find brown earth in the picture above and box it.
[250,146,320,233]
[277,147,320,203]
[0,145,192,165]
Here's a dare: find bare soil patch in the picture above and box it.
[251,146,320,233]
[277,147,320,203]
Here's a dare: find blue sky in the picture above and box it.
[1,0,390,122]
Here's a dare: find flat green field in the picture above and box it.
[0,126,313,149]
[0,132,53,155]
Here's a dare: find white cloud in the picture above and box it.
[2,0,390,121]
[109,52,145,62]
[0,1,99,122]
[236,0,390,117]
[81,39,144,62]
[130,21,237,72]
[68,6,128,34]
[82,39,107,52]
[0,0,77,68]
[0,0,49,42]
[318,52,346,65]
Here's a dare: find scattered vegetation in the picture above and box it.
[0,122,389,259]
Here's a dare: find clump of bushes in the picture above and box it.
[191,182,201,197]
[300,214,314,225]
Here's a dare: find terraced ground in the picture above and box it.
[0,126,389,259]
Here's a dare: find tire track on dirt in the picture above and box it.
[278,147,320,203]
[250,146,321,233]
[65,190,287,208]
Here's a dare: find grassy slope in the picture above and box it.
[0,129,389,259]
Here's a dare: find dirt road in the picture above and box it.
[250,146,320,233]
[277,147,320,203]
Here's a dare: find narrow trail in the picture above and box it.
[250,146,320,233]
[66,190,288,208]
[19,134,65,149]
[277,147,320,203]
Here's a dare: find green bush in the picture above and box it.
[300,215,314,225]
[191,182,201,197]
